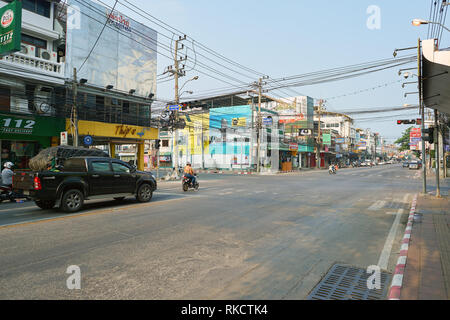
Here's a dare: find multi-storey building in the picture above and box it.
[0,0,159,170]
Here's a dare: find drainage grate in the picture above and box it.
[307,264,391,300]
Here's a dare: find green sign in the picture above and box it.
[0,0,21,56]
[323,133,331,146]
[0,113,65,137]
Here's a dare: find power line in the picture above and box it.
[78,0,119,72]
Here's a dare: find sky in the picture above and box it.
[94,0,445,144]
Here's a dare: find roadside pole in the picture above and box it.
[72,67,79,147]
[418,38,427,194]
[256,77,262,173]
[316,100,322,169]
[435,109,441,197]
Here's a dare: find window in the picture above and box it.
[22,34,47,49]
[91,161,111,172]
[123,101,130,114]
[112,162,131,173]
[23,0,51,18]
[162,140,169,147]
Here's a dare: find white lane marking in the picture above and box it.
[377,208,405,270]
[368,200,386,211]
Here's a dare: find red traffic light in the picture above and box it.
[397,120,403,125]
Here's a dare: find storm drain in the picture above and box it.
[307,264,391,300]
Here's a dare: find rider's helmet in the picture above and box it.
[186,162,191,166]
[3,162,13,169]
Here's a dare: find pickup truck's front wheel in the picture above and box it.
[136,184,153,203]
[61,189,84,213]
[35,200,55,210]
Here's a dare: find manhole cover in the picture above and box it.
[307,264,391,300]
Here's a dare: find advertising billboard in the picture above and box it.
[66,0,157,97]
[0,0,21,56]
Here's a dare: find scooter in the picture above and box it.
[182,174,199,192]
[0,185,21,203]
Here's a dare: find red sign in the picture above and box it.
[289,143,298,151]
[410,128,421,138]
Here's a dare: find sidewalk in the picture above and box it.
[399,176,450,300]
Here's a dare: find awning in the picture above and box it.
[422,39,450,115]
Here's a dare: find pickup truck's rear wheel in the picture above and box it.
[136,184,153,203]
[35,200,55,210]
[61,189,84,213]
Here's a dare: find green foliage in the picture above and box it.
[395,127,413,152]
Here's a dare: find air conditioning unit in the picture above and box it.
[20,44,36,57]
[39,49,58,62]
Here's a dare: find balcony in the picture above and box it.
[0,51,65,77]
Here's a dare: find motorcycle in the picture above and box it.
[328,166,337,175]
[182,174,199,192]
[0,185,21,203]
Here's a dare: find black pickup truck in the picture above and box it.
[13,157,157,213]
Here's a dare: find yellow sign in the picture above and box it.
[66,119,158,140]
[232,118,246,127]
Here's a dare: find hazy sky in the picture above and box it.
[94,0,443,143]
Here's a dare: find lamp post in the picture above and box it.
[412,19,450,33]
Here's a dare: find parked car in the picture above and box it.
[402,161,409,168]
[13,157,157,213]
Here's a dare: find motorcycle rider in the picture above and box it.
[1,162,14,188]
[183,162,196,186]
[329,163,336,174]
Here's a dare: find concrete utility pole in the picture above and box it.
[418,38,427,194]
[435,109,441,198]
[256,77,262,173]
[72,67,79,147]
[316,100,322,169]
[170,36,186,178]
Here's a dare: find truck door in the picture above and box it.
[88,160,114,195]
[111,161,136,194]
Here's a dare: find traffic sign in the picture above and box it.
[83,135,93,146]
[167,104,181,111]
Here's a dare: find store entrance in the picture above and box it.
[0,140,42,170]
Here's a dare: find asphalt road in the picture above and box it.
[0,164,421,299]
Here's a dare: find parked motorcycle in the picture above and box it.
[182,174,199,192]
[0,185,21,203]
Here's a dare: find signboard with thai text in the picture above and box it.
[0,0,21,56]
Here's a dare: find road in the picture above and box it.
[0,164,421,299]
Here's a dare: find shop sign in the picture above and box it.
[323,134,331,146]
[335,138,345,144]
[0,0,21,56]
[289,143,298,151]
[0,113,65,136]
[232,118,247,127]
[60,131,68,145]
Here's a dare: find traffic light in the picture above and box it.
[416,119,422,125]
[397,119,416,125]
[422,127,435,144]
[155,139,161,149]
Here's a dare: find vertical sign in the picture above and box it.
[60,131,68,146]
[323,134,332,146]
[0,0,22,56]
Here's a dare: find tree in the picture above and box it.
[395,127,413,152]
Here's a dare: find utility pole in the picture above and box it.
[72,67,79,147]
[168,36,186,178]
[316,100,323,169]
[418,38,427,194]
[256,77,262,173]
[435,109,441,197]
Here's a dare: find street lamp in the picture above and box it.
[412,19,450,33]
[179,76,199,95]
[180,90,193,98]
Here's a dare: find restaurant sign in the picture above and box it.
[0,0,21,56]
